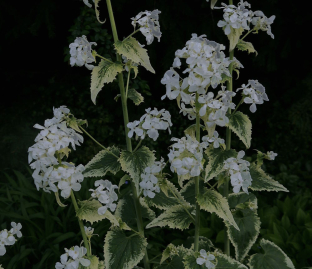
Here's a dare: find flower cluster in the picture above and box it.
[127,108,172,141]
[267,151,277,160]
[168,135,208,177]
[84,226,94,238]
[217,1,275,39]
[202,131,225,149]
[223,151,252,194]
[0,222,22,256]
[55,246,90,269]
[131,10,162,45]
[90,180,118,215]
[237,79,269,113]
[69,35,97,70]
[28,106,86,198]
[140,157,166,198]
[196,249,216,269]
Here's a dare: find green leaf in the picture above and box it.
[228,112,252,149]
[248,239,295,269]
[184,124,205,140]
[94,0,105,24]
[128,88,144,106]
[204,147,236,182]
[98,260,105,269]
[91,59,123,104]
[215,252,248,269]
[115,37,155,73]
[237,40,258,55]
[159,245,191,268]
[83,146,121,177]
[76,199,119,226]
[249,164,289,192]
[119,146,155,194]
[146,204,194,230]
[183,251,217,269]
[197,188,239,230]
[227,27,244,51]
[89,255,100,269]
[118,174,130,193]
[180,178,205,206]
[228,192,257,209]
[104,228,147,269]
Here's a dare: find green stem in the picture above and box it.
[80,126,119,158]
[224,27,235,256]
[240,29,254,42]
[194,93,201,252]
[125,68,131,98]
[106,1,149,268]
[95,54,114,64]
[133,139,143,152]
[70,191,90,257]
[232,98,244,114]
[124,29,141,41]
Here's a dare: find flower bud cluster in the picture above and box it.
[28,106,85,198]
[217,1,275,39]
[237,80,269,113]
[0,223,22,256]
[140,157,166,198]
[196,249,216,269]
[202,131,225,149]
[127,108,172,141]
[131,10,162,45]
[223,151,252,194]
[55,246,90,269]
[69,35,97,70]
[89,180,118,215]
[84,226,94,238]
[168,135,208,177]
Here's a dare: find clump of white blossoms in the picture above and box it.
[0,222,22,256]
[216,1,275,39]
[196,249,216,269]
[89,179,118,215]
[69,35,97,70]
[28,106,86,198]
[131,10,162,45]
[140,157,166,198]
[168,135,208,177]
[223,151,252,194]
[55,246,90,269]
[202,131,225,149]
[267,151,277,160]
[127,108,172,141]
[237,79,269,113]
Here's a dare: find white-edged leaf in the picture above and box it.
[228,192,257,210]
[104,228,147,269]
[205,147,237,182]
[227,27,244,51]
[91,59,123,104]
[228,111,252,149]
[94,0,105,24]
[76,199,119,226]
[114,37,155,73]
[119,146,155,194]
[215,252,248,269]
[197,188,239,230]
[83,146,121,177]
[128,88,144,106]
[158,245,191,268]
[184,124,205,140]
[118,174,130,193]
[146,204,194,230]
[237,40,258,55]
[98,260,105,269]
[248,239,295,269]
[249,164,289,192]
[180,178,205,206]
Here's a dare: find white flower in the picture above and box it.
[267,151,277,160]
[127,120,144,139]
[84,226,94,237]
[252,11,275,39]
[131,10,162,45]
[69,35,97,70]
[207,109,229,127]
[56,246,90,269]
[202,131,224,148]
[196,249,216,269]
[0,224,22,257]
[9,222,22,238]
[83,0,94,8]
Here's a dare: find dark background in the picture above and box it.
[0,0,311,268]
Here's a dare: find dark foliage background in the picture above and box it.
[0,0,311,268]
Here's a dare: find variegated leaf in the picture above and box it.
[76,199,119,226]
[158,245,191,268]
[227,27,244,51]
[98,261,105,269]
[91,60,123,104]
[215,252,248,269]
[248,239,295,269]
[228,112,252,149]
[114,37,155,73]
[205,147,236,182]
[119,146,155,195]
[94,0,105,24]
[180,178,205,206]
[89,255,100,269]
[249,164,289,192]
[146,204,195,230]
[237,40,257,55]
[184,124,205,140]
[228,192,257,210]
[128,88,144,106]
[197,188,239,230]
[104,228,147,269]
[83,146,121,177]
[184,251,217,269]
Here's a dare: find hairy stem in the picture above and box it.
[194,92,201,252]
[106,1,149,268]
[70,191,90,256]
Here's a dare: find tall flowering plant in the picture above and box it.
[22,0,295,268]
